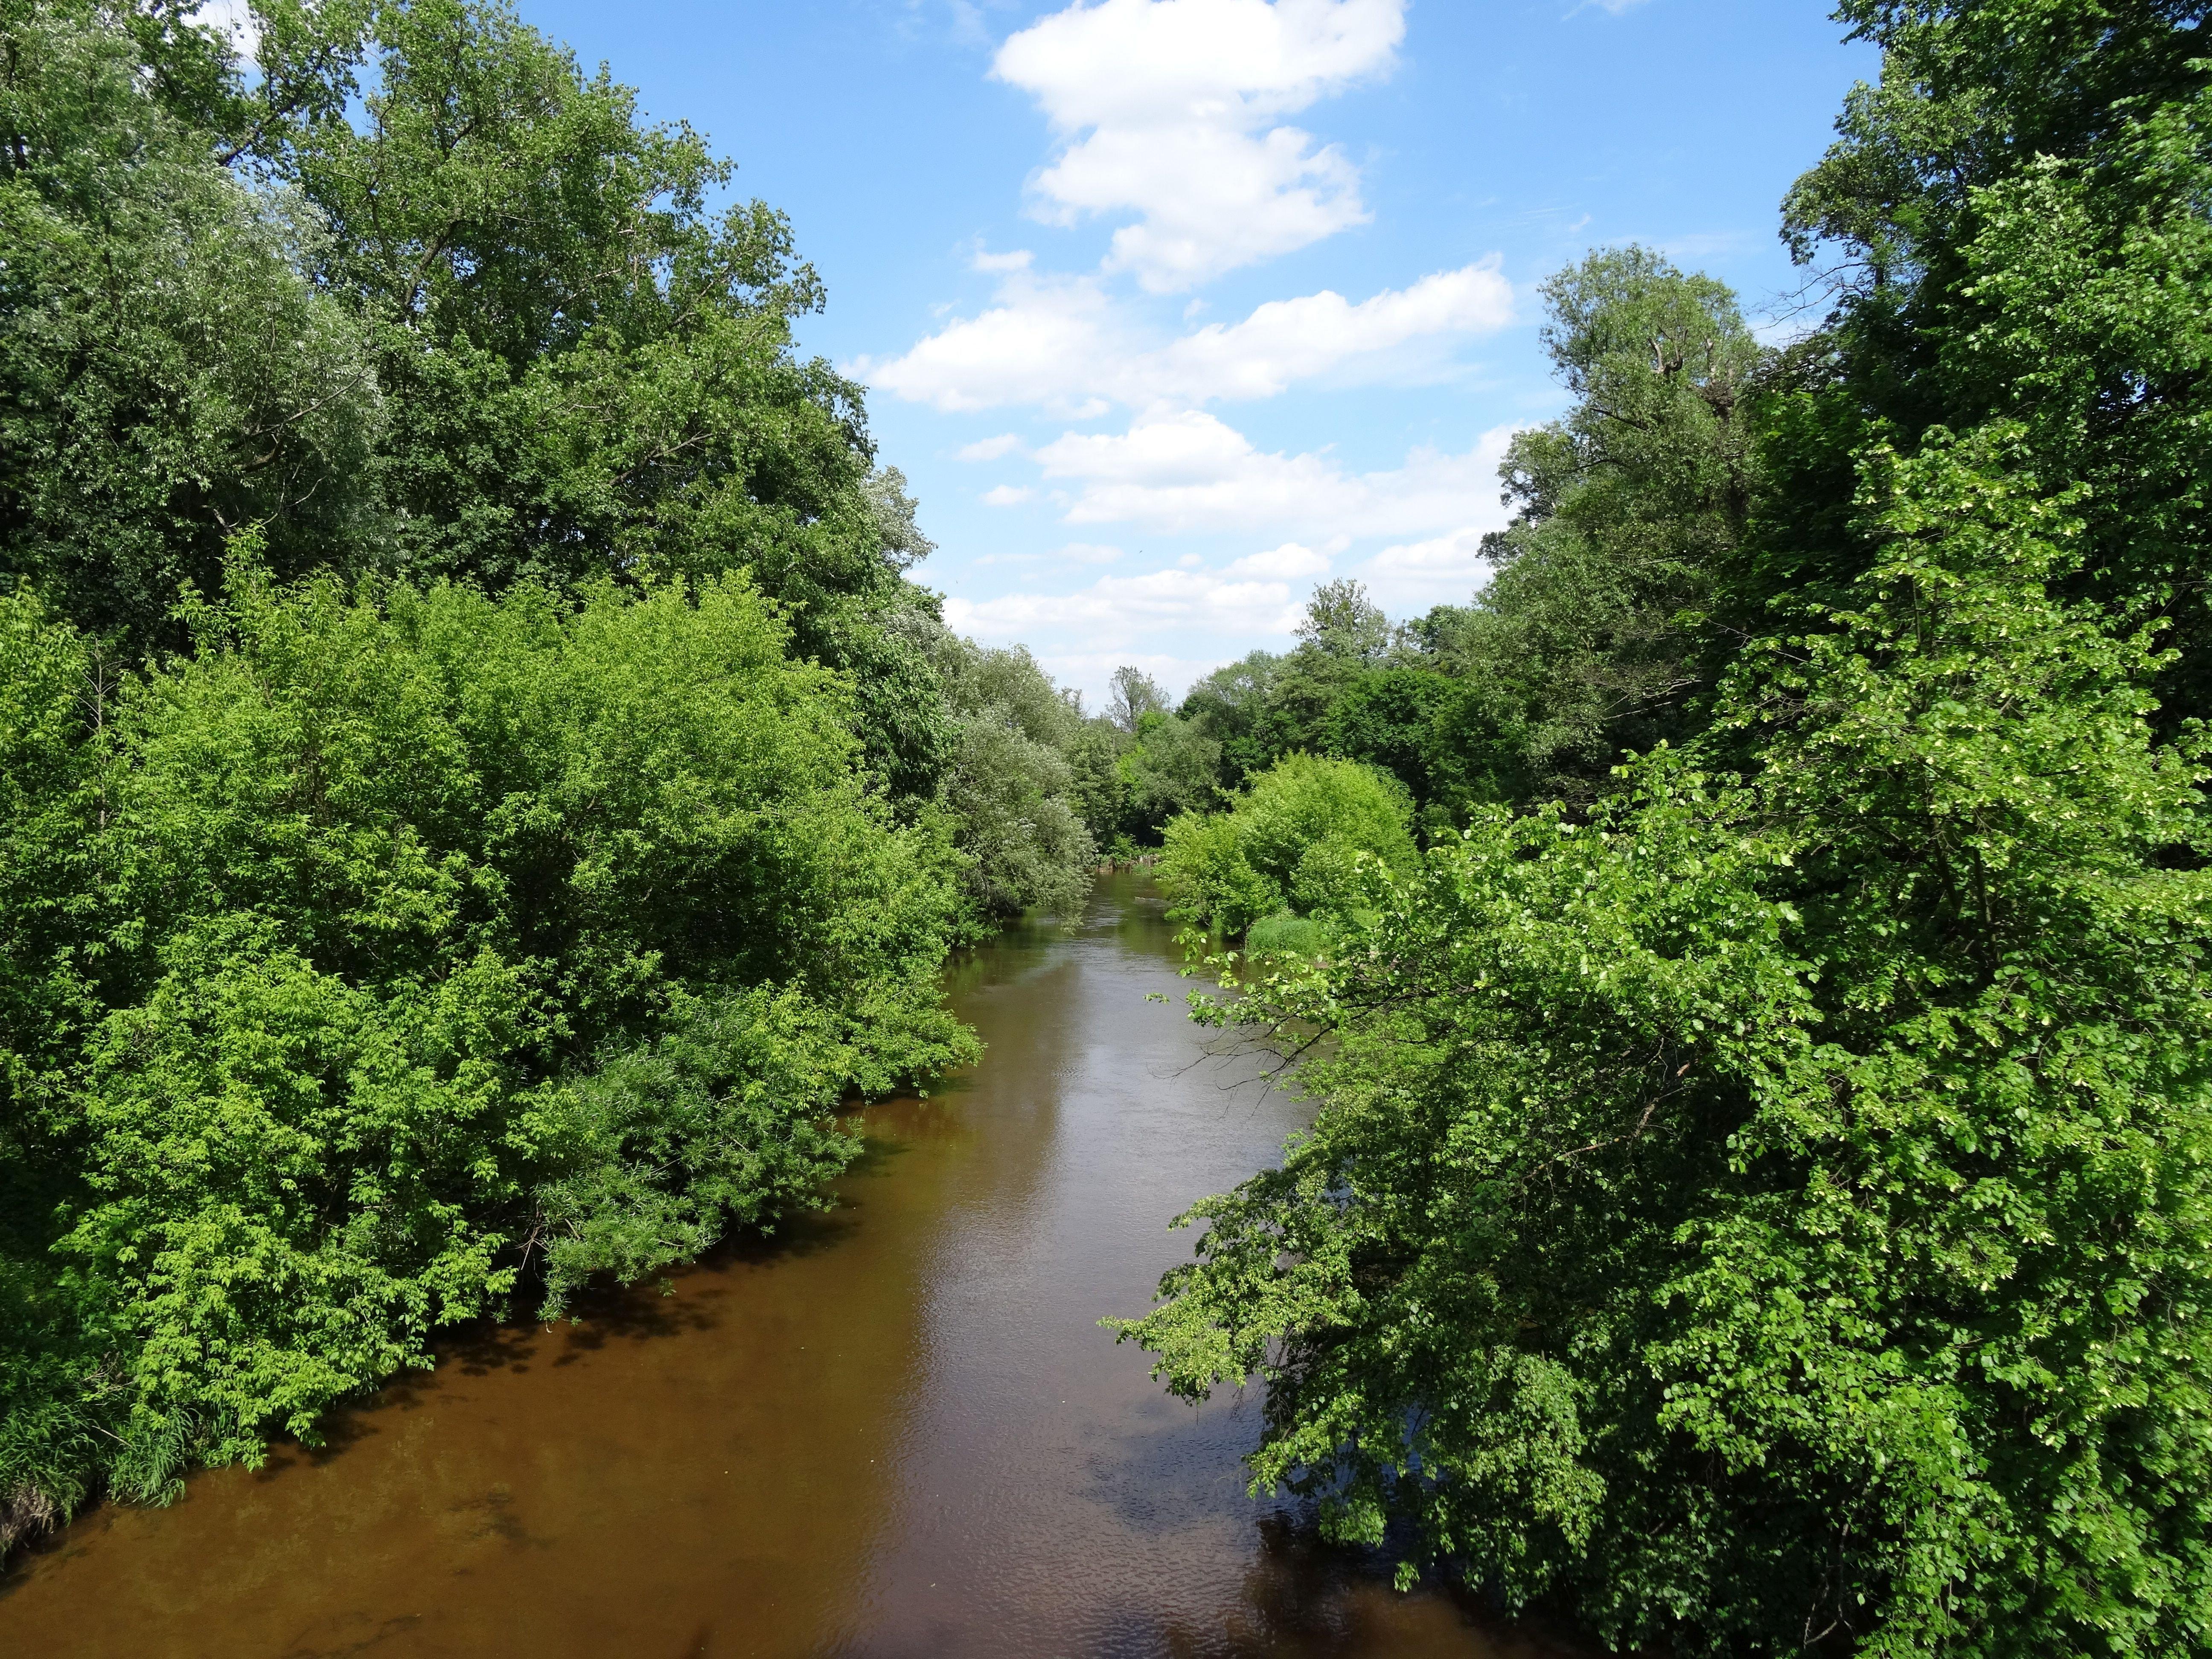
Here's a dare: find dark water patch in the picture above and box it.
[0,876,1579,1658]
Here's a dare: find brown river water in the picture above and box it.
[0,875,1578,1659]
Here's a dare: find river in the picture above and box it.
[0,874,1575,1658]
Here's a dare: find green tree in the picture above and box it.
[926,629,1097,923]
[1123,427,2212,1655]
[1294,577,1390,664]
[1455,246,1764,797]
[0,565,975,1548]
[1766,0,2212,727]
[1178,649,1291,790]
[1,0,953,797]
[1119,708,1222,843]
[1157,752,1415,942]
[0,0,382,640]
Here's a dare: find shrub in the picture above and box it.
[1158,753,1414,938]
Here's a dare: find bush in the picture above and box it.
[1158,753,1414,938]
[1242,911,1330,959]
[0,564,975,1536]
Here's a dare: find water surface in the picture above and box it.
[1,876,1576,1658]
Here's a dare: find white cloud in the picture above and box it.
[1028,410,1518,540]
[861,269,1123,416]
[1226,541,1331,579]
[1148,261,1513,399]
[981,484,1036,506]
[1054,541,1126,564]
[957,433,1027,461]
[861,259,1511,414]
[993,0,1406,290]
[945,565,1306,649]
[1353,524,1496,613]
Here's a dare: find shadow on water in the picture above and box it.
[1153,1512,1590,1659]
[0,874,1584,1659]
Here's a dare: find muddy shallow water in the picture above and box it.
[1,875,1577,1659]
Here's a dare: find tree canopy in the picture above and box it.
[0,0,1108,1560]
[1116,6,2212,1654]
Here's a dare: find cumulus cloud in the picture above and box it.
[1150,261,1513,398]
[1027,410,1518,540]
[1225,541,1331,579]
[1353,524,1497,613]
[862,268,1123,417]
[993,0,1407,290]
[861,259,1512,414]
[945,565,1306,649]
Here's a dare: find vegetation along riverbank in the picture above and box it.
[6,3,2212,1657]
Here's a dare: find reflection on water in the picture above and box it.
[0,876,1578,1658]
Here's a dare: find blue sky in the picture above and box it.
[512,0,1879,707]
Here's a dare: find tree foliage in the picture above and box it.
[0,0,1112,1560]
[1119,7,2212,1654]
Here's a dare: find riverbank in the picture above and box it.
[0,876,1574,1658]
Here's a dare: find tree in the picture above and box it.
[926,629,1098,923]
[1106,664,1171,733]
[1767,0,2212,728]
[1178,650,1290,790]
[1294,578,1390,664]
[1456,246,1764,797]
[0,0,382,640]
[1122,428,2212,1656]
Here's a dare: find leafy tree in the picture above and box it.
[1123,10,2212,1653]
[1119,708,1222,842]
[1294,578,1391,664]
[1106,664,1172,733]
[0,0,1035,1567]
[0,564,975,1548]
[1178,650,1291,790]
[1766,0,2212,727]
[1157,753,1414,941]
[1123,427,2212,1656]
[926,630,1097,922]
[1453,246,1764,797]
[0,0,382,640]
